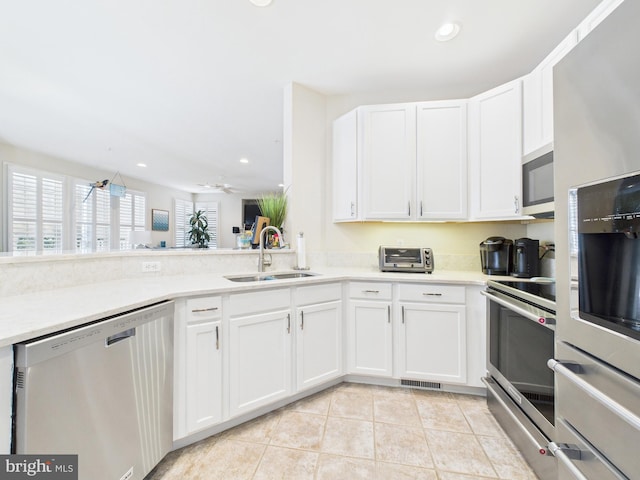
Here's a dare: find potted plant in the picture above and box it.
[188,210,210,248]
[257,189,288,246]
[258,189,288,227]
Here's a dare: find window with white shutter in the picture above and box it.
[195,201,218,248]
[7,165,64,254]
[174,198,193,247]
[6,164,148,253]
[119,191,146,249]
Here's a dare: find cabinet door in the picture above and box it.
[398,303,467,384]
[523,31,578,155]
[229,310,292,417]
[296,301,342,391]
[416,100,468,220]
[333,109,359,221]
[185,321,222,433]
[360,104,416,220]
[469,79,523,219]
[348,300,393,376]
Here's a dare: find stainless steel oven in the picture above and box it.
[481,279,557,480]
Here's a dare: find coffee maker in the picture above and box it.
[479,237,513,275]
[511,238,540,278]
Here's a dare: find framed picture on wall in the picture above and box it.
[152,209,169,231]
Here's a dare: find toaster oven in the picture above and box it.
[378,246,434,273]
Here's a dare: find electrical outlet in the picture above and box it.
[141,261,161,273]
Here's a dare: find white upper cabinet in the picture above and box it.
[523,30,578,156]
[332,109,359,221]
[332,100,468,222]
[468,79,524,219]
[360,103,416,220]
[416,100,468,220]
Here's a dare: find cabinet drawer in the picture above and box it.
[398,283,465,304]
[229,288,291,316]
[349,282,392,300]
[296,283,341,305]
[186,296,222,322]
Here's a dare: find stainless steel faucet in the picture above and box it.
[258,225,282,272]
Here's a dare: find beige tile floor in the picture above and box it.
[146,383,539,480]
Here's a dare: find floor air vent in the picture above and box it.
[401,379,442,390]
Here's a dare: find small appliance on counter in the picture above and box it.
[379,246,433,273]
[479,237,513,275]
[511,237,540,278]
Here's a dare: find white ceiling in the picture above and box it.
[0,0,600,194]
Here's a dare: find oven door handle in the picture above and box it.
[481,377,550,456]
[480,290,555,329]
[548,359,640,432]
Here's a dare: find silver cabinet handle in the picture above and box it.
[387,305,391,323]
[401,305,405,324]
[300,311,304,330]
[548,442,588,480]
[480,290,555,329]
[350,202,355,217]
[408,201,411,216]
[420,200,423,217]
[362,289,380,294]
[422,292,443,297]
[514,195,520,214]
[287,313,291,334]
[192,307,219,313]
[548,359,640,431]
[215,325,219,350]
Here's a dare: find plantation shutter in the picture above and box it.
[8,166,64,254]
[119,191,146,249]
[174,198,193,247]
[195,202,218,248]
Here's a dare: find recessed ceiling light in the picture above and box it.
[136,163,147,168]
[278,183,284,188]
[249,0,272,6]
[435,22,461,42]
[240,158,249,164]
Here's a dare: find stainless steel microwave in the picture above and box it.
[522,144,554,218]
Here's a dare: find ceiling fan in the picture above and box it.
[197,182,237,194]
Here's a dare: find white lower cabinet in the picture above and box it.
[348,283,393,377]
[228,288,292,417]
[397,284,467,384]
[185,320,222,432]
[295,283,342,391]
[174,296,223,439]
[398,303,467,384]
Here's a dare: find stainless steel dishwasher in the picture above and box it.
[13,300,174,480]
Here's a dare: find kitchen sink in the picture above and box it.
[224,271,318,282]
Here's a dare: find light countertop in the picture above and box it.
[0,267,513,348]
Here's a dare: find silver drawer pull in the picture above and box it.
[548,442,588,480]
[192,307,219,313]
[422,292,443,296]
[548,359,640,431]
[362,290,380,294]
